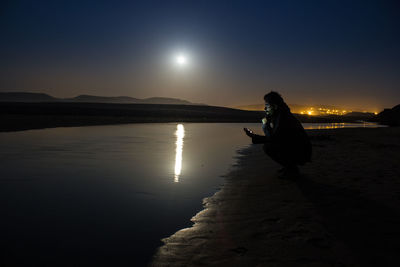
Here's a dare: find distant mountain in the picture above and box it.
[234,104,264,111]
[377,104,400,126]
[140,97,192,105]
[69,95,141,103]
[343,111,375,118]
[235,103,326,113]
[235,103,321,112]
[0,92,199,105]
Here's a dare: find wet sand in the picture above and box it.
[151,127,400,266]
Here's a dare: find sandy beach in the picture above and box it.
[151,127,400,266]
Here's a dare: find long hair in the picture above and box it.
[264,91,290,112]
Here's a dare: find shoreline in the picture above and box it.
[0,114,381,133]
[0,102,379,132]
[151,127,400,266]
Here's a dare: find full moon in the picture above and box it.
[175,54,187,66]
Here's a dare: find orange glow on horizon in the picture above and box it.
[234,104,380,115]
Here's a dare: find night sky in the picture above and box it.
[1,0,399,111]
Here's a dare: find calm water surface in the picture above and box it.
[0,122,383,265]
[0,123,252,266]
[302,121,386,129]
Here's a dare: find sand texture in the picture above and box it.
[151,127,400,267]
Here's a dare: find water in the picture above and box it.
[0,122,383,266]
[0,123,252,266]
[302,122,386,129]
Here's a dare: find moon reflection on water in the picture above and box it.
[174,124,185,182]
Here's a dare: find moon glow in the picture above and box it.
[175,54,187,66]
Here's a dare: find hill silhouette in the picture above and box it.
[0,92,384,132]
[0,101,382,132]
[0,92,199,105]
[377,105,400,126]
[0,102,264,132]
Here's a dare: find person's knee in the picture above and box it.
[263,143,286,165]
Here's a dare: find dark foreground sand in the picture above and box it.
[151,127,400,267]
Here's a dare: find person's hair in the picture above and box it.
[264,91,284,105]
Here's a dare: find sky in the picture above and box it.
[1,0,399,111]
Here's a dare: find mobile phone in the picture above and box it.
[244,127,253,134]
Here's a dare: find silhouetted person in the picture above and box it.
[244,91,312,177]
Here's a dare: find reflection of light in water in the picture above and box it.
[174,124,185,182]
[303,122,384,130]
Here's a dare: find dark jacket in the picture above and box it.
[252,104,312,165]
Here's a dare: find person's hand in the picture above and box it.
[243,128,255,138]
[262,117,267,124]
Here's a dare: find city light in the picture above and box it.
[298,107,352,116]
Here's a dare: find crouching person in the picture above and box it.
[244,91,312,177]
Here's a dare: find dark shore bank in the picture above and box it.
[151,127,400,266]
[0,102,378,132]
